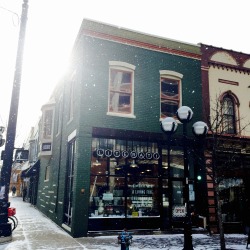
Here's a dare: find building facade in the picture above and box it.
[35,19,207,237]
[201,44,250,233]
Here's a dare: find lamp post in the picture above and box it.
[161,106,208,250]
[0,0,29,242]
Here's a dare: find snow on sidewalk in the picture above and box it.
[1,197,248,250]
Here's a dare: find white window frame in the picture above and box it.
[159,70,183,120]
[107,61,136,118]
[42,109,54,139]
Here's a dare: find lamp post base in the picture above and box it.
[0,223,12,243]
[183,220,194,250]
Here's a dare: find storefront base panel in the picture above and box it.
[88,217,161,231]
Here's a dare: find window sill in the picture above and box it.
[107,112,136,119]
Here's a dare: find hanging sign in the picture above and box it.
[15,149,29,162]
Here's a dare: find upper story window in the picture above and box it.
[43,109,53,139]
[108,61,136,118]
[160,70,183,118]
[222,95,236,134]
[40,100,55,155]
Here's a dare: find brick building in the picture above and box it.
[200,44,250,233]
[35,19,206,237]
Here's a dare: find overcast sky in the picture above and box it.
[1,0,250,147]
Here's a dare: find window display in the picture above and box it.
[89,176,125,217]
[89,137,185,223]
[89,176,159,218]
[127,181,159,217]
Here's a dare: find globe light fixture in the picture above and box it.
[192,121,208,137]
[176,106,193,123]
[161,117,178,134]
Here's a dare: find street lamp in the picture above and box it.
[161,117,178,228]
[161,106,208,250]
[160,116,178,172]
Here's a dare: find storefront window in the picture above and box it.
[219,178,245,222]
[127,177,159,217]
[161,147,184,178]
[89,176,126,217]
[172,181,185,218]
[89,138,160,218]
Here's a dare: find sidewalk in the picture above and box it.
[0,197,85,250]
[0,197,248,250]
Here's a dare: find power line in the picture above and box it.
[0,5,20,26]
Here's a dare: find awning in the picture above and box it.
[21,160,40,178]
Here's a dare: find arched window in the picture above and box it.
[222,95,236,134]
[107,61,136,118]
[159,70,183,118]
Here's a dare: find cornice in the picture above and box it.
[80,19,201,60]
[208,61,250,75]
[83,29,201,60]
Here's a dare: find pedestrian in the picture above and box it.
[11,186,16,196]
[22,186,27,202]
[117,228,132,250]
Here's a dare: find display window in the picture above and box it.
[127,177,159,217]
[161,148,184,178]
[219,178,245,222]
[89,138,161,218]
[89,137,186,221]
[89,175,159,218]
[89,176,126,217]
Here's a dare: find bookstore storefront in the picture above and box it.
[88,135,194,231]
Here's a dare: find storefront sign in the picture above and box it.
[172,205,186,217]
[42,143,52,151]
[96,148,160,160]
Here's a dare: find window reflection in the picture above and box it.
[219,178,245,222]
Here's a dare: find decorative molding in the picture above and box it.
[218,79,239,86]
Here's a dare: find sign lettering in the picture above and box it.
[95,148,160,160]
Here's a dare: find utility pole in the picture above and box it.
[0,0,29,243]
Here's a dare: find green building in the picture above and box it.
[36,19,206,237]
